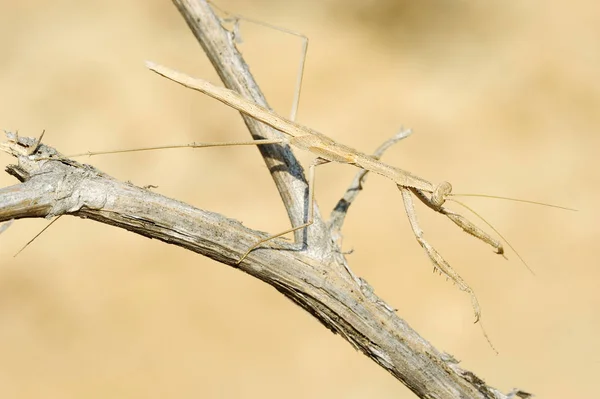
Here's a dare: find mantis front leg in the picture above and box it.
[410,185,504,256]
[399,186,482,322]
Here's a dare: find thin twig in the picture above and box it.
[329,128,412,235]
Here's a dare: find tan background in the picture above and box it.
[0,0,598,397]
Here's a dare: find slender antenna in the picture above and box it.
[451,193,577,212]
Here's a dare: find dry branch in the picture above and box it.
[0,0,531,398]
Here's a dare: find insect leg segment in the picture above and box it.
[399,186,482,322]
[410,187,504,255]
[237,157,330,264]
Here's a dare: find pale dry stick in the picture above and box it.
[144,61,505,322]
[22,139,285,256]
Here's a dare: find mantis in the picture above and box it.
[47,9,573,328]
[67,55,572,327]
[139,61,506,323]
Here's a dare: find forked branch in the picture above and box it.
[0,0,531,397]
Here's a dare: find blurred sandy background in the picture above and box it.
[0,0,598,397]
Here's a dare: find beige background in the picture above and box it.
[0,0,598,397]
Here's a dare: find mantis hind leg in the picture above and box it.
[211,1,309,122]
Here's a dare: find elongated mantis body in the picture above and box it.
[142,61,509,323]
